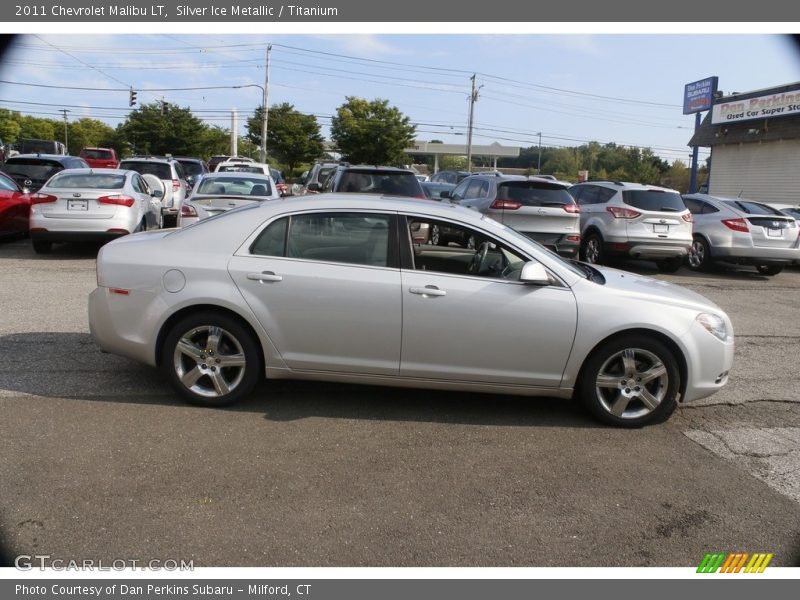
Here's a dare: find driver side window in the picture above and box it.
[406,216,527,281]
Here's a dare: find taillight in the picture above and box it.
[415,194,426,200]
[30,193,57,204]
[98,195,135,208]
[181,204,197,217]
[490,199,522,210]
[606,206,640,219]
[682,212,693,223]
[721,218,749,233]
[563,204,580,213]
[566,235,581,242]
[172,179,181,192]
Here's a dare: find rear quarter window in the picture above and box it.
[622,190,686,212]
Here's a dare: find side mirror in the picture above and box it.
[151,189,164,198]
[306,182,321,192]
[519,261,551,286]
[440,190,451,199]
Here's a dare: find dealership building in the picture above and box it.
[688,81,800,207]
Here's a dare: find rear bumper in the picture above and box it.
[523,232,580,258]
[30,229,128,243]
[604,240,690,260]
[712,245,800,264]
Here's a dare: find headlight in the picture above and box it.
[696,313,728,341]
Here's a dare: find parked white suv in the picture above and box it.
[118,157,188,228]
[569,181,693,272]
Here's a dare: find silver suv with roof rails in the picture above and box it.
[569,180,693,272]
[118,156,188,228]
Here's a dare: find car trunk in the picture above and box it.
[40,189,118,219]
[488,181,579,236]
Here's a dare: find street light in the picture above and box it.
[234,83,267,163]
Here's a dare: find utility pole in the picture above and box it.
[231,109,238,156]
[260,44,272,164]
[60,109,69,152]
[466,74,478,172]
[536,132,542,175]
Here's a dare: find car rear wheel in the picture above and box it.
[656,257,683,273]
[577,335,680,427]
[581,233,604,265]
[756,264,783,276]
[32,240,52,254]
[687,236,712,271]
[162,312,261,407]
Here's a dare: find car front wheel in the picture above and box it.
[687,236,712,271]
[581,233,604,265]
[577,335,680,427]
[162,312,261,407]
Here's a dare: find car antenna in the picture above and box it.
[737,190,744,198]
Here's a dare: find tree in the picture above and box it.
[66,118,116,155]
[118,102,209,157]
[330,97,416,166]
[246,103,324,174]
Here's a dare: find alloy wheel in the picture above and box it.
[173,325,247,398]
[594,347,669,420]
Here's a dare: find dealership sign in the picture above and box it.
[683,76,718,114]
[711,90,800,124]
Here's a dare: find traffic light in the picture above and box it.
[160,101,169,115]
[129,88,137,107]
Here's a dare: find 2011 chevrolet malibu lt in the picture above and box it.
[88,194,734,427]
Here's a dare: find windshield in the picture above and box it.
[120,161,171,179]
[622,190,686,212]
[3,159,64,180]
[497,181,574,206]
[48,173,126,189]
[338,171,423,196]
[477,214,587,279]
[178,161,205,176]
[196,176,272,196]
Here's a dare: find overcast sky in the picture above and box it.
[1,33,799,163]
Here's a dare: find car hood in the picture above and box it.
[592,265,723,313]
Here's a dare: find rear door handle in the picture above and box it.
[409,285,446,297]
[247,271,283,283]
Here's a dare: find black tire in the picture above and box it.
[756,264,783,276]
[577,334,680,427]
[581,232,604,265]
[32,240,52,254]
[686,236,712,271]
[161,311,261,407]
[656,257,683,273]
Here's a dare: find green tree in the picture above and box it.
[330,97,416,165]
[66,118,116,155]
[118,102,209,157]
[246,103,324,174]
[18,115,60,143]
[0,109,22,143]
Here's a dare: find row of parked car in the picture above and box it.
[291,162,800,276]
[1,152,798,276]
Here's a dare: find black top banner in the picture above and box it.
[3,0,800,22]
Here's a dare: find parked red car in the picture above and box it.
[79,147,119,169]
[0,171,31,239]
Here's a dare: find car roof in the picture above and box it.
[575,180,679,193]
[121,156,175,164]
[338,165,415,173]
[201,171,272,179]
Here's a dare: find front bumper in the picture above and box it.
[679,319,735,403]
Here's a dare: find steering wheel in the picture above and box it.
[468,241,491,275]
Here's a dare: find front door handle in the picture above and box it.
[247,271,283,283]
[409,285,446,297]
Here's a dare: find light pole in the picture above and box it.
[60,109,70,152]
[536,132,542,175]
[235,76,269,163]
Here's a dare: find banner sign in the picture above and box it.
[683,77,718,115]
[711,90,800,124]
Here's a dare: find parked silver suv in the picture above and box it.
[569,181,692,272]
[118,156,187,228]
[452,175,581,258]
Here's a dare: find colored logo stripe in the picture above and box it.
[697,552,773,573]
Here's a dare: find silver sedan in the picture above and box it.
[180,172,279,227]
[89,194,734,427]
[29,168,163,254]
[683,194,800,276]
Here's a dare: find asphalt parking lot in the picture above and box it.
[0,238,798,567]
